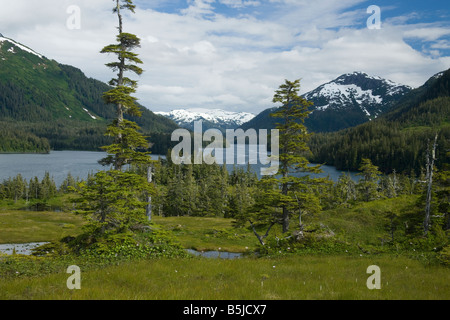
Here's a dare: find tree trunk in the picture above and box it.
[115,0,125,172]
[295,194,304,238]
[424,133,438,236]
[249,220,275,246]
[282,172,289,233]
[146,165,153,222]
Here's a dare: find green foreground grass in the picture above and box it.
[0,195,448,300]
[1,255,448,300]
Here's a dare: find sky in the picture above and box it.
[0,0,449,115]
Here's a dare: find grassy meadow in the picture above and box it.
[0,195,449,300]
[1,255,448,300]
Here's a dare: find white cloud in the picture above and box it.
[219,0,261,9]
[403,26,450,41]
[181,0,216,17]
[0,0,449,115]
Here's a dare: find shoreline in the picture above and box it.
[0,151,50,155]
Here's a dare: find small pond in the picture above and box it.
[0,243,246,259]
[0,242,49,255]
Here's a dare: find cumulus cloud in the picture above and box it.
[0,0,449,114]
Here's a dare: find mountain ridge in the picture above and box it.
[308,68,450,174]
[241,72,412,133]
[0,35,179,154]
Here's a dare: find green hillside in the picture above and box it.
[0,36,178,154]
[308,69,450,174]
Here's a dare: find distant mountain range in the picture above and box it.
[155,108,255,132]
[241,72,412,132]
[1,33,447,169]
[155,72,411,134]
[0,35,178,154]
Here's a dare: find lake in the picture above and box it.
[0,150,359,186]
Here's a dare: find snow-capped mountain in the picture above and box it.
[304,71,412,119]
[241,72,412,133]
[155,108,255,132]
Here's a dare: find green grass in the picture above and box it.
[0,194,448,300]
[153,216,258,252]
[307,195,419,246]
[0,255,448,300]
[0,209,84,244]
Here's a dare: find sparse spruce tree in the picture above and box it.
[244,176,283,246]
[74,170,152,234]
[99,0,150,171]
[73,0,155,237]
[356,158,381,202]
[334,173,357,205]
[270,79,322,233]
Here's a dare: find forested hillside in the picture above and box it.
[309,69,450,174]
[0,36,178,154]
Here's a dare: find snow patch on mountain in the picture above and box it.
[83,108,97,120]
[307,83,383,109]
[0,36,43,59]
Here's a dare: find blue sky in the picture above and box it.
[0,0,449,114]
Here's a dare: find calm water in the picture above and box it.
[0,150,359,186]
[0,151,164,186]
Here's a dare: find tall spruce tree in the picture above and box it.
[99,0,150,171]
[73,0,154,236]
[270,79,322,233]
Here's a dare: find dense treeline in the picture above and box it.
[119,155,444,226]
[0,120,177,154]
[0,122,50,153]
[152,160,258,218]
[0,160,426,214]
[0,172,75,202]
[309,97,450,174]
